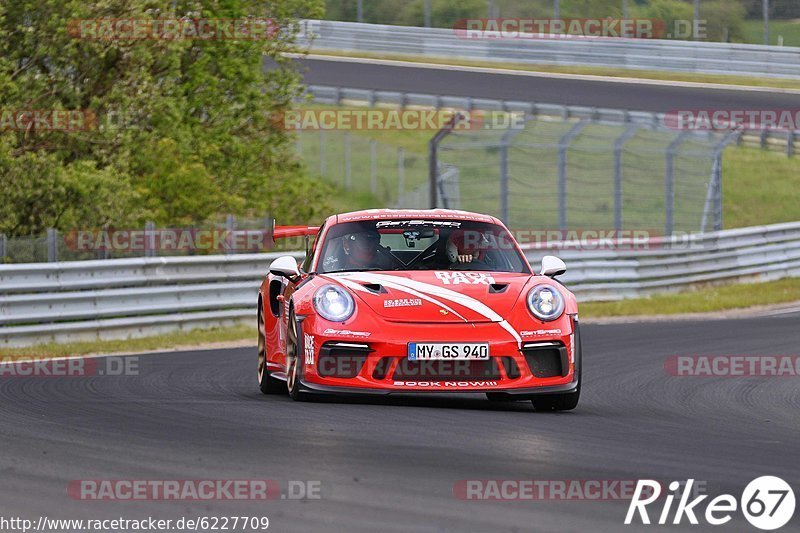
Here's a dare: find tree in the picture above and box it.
[0,0,326,237]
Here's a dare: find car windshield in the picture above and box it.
[317,220,529,274]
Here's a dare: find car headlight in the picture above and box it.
[527,284,565,321]
[314,284,355,322]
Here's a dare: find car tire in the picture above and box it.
[530,384,580,411]
[286,308,310,402]
[531,320,582,412]
[258,302,284,395]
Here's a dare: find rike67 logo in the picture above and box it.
[626,477,795,530]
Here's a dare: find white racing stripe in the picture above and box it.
[327,274,469,322]
[329,272,523,346]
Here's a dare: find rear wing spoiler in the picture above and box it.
[272,224,320,260]
[272,225,320,241]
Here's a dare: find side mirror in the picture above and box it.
[540,255,566,277]
[269,255,300,280]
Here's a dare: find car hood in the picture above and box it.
[320,271,531,324]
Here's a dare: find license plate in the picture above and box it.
[408,343,489,360]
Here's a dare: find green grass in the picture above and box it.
[581,277,800,318]
[0,324,255,359]
[723,146,800,228]
[308,50,800,91]
[742,19,800,47]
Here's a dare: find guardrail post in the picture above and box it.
[558,121,587,231]
[613,125,640,232]
[788,131,795,158]
[46,228,58,262]
[0,233,6,262]
[145,221,155,257]
[397,148,405,206]
[344,133,352,189]
[499,124,525,225]
[370,139,377,196]
[665,131,691,236]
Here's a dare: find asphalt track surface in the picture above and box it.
[2,315,800,532]
[296,57,800,113]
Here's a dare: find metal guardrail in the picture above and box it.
[306,85,798,157]
[2,222,800,347]
[300,20,800,80]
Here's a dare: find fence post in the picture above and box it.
[557,121,587,231]
[428,114,464,209]
[499,125,525,225]
[370,139,377,196]
[397,148,405,206]
[319,129,326,177]
[788,131,795,158]
[344,132,352,189]
[664,131,691,236]
[613,125,640,232]
[46,228,58,262]
[145,221,155,257]
[708,130,740,232]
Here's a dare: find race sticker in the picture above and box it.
[322,328,371,338]
[304,334,315,365]
[376,220,462,229]
[434,272,495,285]
[383,298,423,308]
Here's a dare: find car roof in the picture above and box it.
[329,209,501,226]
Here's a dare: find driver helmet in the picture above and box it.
[344,230,380,265]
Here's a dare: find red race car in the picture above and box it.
[257,209,581,411]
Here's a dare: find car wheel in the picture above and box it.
[530,383,580,411]
[531,320,582,412]
[258,302,283,395]
[285,308,309,402]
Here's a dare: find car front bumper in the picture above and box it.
[297,317,580,394]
